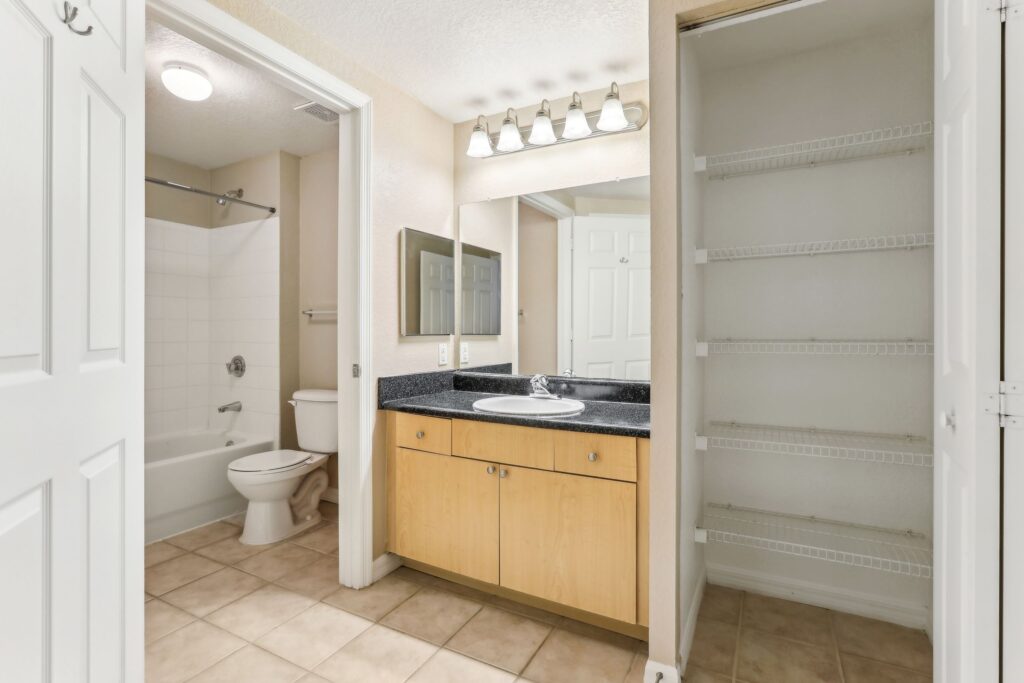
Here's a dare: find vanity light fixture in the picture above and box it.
[528,100,557,146]
[597,82,629,132]
[161,64,213,102]
[561,92,592,140]
[496,108,525,152]
[466,115,494,158]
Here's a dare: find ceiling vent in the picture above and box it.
[294,101,339,123]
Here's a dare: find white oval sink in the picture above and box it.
[472,395,585,417]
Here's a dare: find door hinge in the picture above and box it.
[984,382,1024,427]
[993,0,1023,21]
[352,363,361,378]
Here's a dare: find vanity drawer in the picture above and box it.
[553,431,637,482]
[451,419,554,470]
[395,413,451,454]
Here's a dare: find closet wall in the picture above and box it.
[681,1,935,629]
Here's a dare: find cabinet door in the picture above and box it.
[393,448,499,583]
[499,466,636,622]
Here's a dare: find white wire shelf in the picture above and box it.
[696,122,933,179]
[701,503,933,578]
[699,422,933,467]
[696,232,934,263]
[696,339,934,356]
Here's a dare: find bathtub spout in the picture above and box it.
[218,401,242,413]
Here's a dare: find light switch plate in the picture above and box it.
[460,342,469,364]
[438,342,448,366]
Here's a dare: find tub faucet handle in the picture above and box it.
[225,355,246,377]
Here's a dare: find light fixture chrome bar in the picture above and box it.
[485,102,648,157]
[145,176,278,214]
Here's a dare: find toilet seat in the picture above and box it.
[229,449,314,474]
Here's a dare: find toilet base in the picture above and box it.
[239,500,322,545]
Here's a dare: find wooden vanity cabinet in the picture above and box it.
[387,411,649,626]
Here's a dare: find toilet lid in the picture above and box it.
[229,449,312,473]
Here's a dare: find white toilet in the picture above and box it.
[227,389,337,545]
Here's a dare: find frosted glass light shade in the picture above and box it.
[528,113,556,145]
[562,105,592,140]
[161,65,213,101]
[497,120,524,152]
[466,126,494,158]
[597,96,629,131]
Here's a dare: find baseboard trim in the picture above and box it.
[679,565,707,669]
[706,562,930,629]
[643,659,681,683]
[372,552,403,582]
[320,487,339,504]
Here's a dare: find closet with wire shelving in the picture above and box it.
[680,0,935,630]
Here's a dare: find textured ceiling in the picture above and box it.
[146,21,338,169]
[262,0,649,122]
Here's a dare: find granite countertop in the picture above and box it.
[381,389,650,438]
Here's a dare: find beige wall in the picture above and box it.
[206,0,456,560]
[145,153,212,227]
[516,201,558,375]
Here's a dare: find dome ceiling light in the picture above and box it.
[161,64,213,102]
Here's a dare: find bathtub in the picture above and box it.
[145,430,274,542]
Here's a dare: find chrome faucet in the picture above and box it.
[529,374,559,399]
[218,401,242,413]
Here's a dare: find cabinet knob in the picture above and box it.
[486,465,496,475]
[499,469,508,479]
[587,452,599,462]
[415,430,425,439]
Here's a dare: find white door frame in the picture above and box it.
[146,0,376,588]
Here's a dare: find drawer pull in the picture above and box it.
[587,452,599,462]
[486,465,496,475]
[415,431,425,439]
[499,468,508,479]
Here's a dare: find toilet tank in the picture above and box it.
[291,389,338,453]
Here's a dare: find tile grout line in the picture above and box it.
[731,591,744,683]
[828,610,846,683]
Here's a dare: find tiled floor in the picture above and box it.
[145,504,648,682]
[685,584,933,682]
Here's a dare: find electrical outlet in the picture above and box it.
[438,342,448,366]
[460,342,469,364]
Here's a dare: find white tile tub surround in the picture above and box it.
[145,217,280,444]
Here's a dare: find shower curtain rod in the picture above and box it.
[145,176,277,214]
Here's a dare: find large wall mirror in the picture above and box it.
[400,228,455,336]
[456,176,651,380]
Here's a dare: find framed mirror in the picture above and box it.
[400,227,455,336]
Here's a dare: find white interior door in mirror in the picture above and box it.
[570,215,650,379]
[419,251,454,335]
[462,253,501,335]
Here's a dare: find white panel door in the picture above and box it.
[570,215,651,379]
[933,1,1002,681]
[462,253,500,335]
[1004,5,1024,681]
[0,1,143,681]
[418,251,454,335]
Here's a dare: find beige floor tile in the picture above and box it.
[421,573,495,602]
[624,652,647,683]
[207,584,316,641]
[292,523,339,554]
[145,599,195,644]
[688,618,738,676]
[257,602,373,670]
[557,616,645,651]
[832,612,932,674]
[409,649,516,682]
[189,644,306,683]
[380,586,482,645]
[298,676,332,683]
[841,653,932,683]
[520,628,635,683]
[223,512,246,526]
[319,500,339,522]
[736,628,842,683]
[145,541,186,568]
[165,521,240,551]
[391,566,437,586]
[275,554,341,600]
[195,535,276,565]
[322,573,420,621]
[682,666,732,682]
[313,624,438,683]
[145,553,224,596]
[237,542,322,581]
[485,595,562,626]
[741,592,833,647]
[161,566,265,617]
[144,621,244,683]
[699,584,743,625]
[446,605,551,674]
